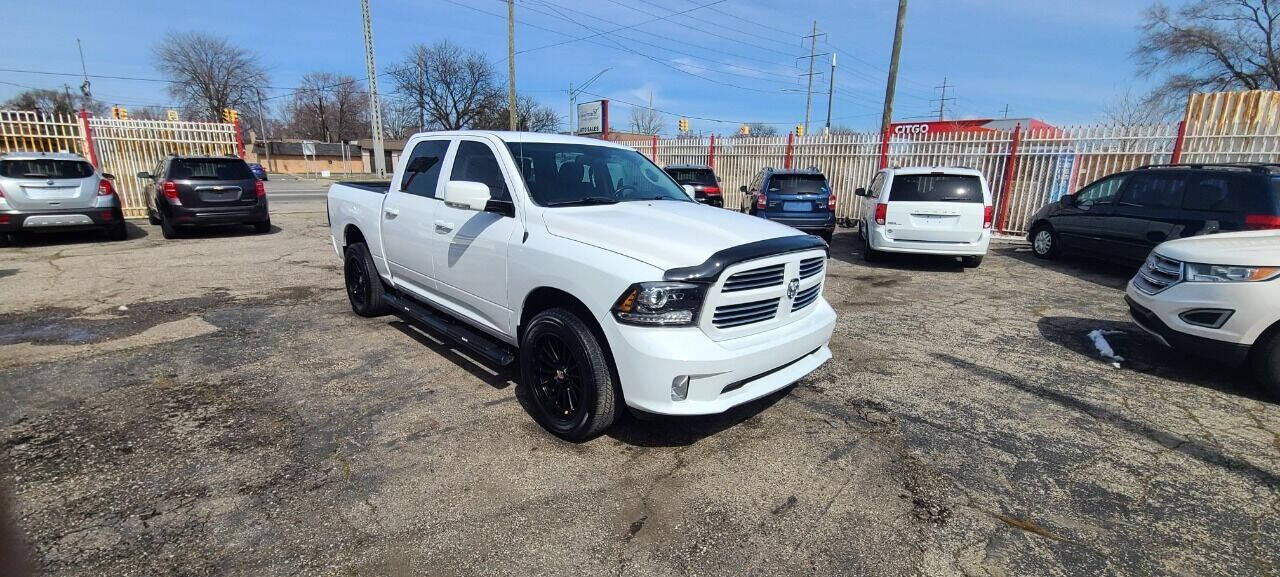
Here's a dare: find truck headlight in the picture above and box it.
[613,282,706,326]
[1185,263,1279,283]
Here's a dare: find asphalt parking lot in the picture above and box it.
[2,185,1278,576]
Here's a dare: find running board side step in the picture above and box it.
[383,292,516,366]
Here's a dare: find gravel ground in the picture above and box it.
[1,191,1277,576]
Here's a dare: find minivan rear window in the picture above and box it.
[0,159,94,179]
[169,158,253,180]
[666,168,716,186]
[768,175,829,194]
[889,174,983,203]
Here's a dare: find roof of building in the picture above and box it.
[254,141,360,157]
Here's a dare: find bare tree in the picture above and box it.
[283,72,366,142]
[475,95,562,132]
[3,89,105,116]
[746,122,779,137]
[381,99,421,139]
[629,103,665,135]
[1103,89,1173,127]
[154,31,269,122]
[387,40,499,131]
[1136,0,1280,111]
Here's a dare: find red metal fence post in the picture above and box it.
[994,123,1022,233]
[708,134,716,168]
[1170,120,1187,164]
[878,126,890,169]
[784,132,794,169]
[79,109,98,168]
[650,134,658,161]
[234,119,245,158]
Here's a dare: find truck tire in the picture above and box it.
[519,308,619,441]
[343,241,390,317]
[1030,224,1061,259]
[1252,331,1280,399]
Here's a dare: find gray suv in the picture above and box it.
[0,151,127,242]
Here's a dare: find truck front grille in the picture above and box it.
[798,257,824,279]
[1133,253,1183,294]
[712,298,779,328]
[722,263,785,292]
[791,283,821,312]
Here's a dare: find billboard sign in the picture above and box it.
[577,100,605,134]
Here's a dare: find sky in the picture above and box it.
[0,0,1174,137]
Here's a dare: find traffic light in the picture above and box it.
[111,105,123,119]
[166,109,179,121]
[119,107,127,120]
[795,124,804,137]
[222,108,238,123]
[678,117,689,133]
[739,123,750,136]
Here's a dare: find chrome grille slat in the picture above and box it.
[712,297,779,328]
[798,257,824,279]
[791,284,821,312]
[1133,253,1184,294]
[723,263,785,292]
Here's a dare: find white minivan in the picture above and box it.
[854,167,994,267]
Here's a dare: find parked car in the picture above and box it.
[138,155,270,239]
[0,151,127,242]
[248,162,268,181]
[327,131,835,441]
[663,163,723,207]
[854,166,992,267]
[739,166,836,242]
[1125,230,1280,397]
[1028,163,1280,263]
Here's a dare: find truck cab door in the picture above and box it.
[429,138,520,337]
[382,138,451,295]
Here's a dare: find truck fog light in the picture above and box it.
[671,375,690,401]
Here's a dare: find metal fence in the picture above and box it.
[618,119,1280,235]
[0,110,240,218]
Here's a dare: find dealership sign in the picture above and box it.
[577,100,608,135]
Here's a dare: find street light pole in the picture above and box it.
[255,87,271,173]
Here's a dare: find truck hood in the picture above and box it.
[542,200,806,270]
[1155,230,1280,266]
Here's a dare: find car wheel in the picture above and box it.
[1252,330,1280,399]
[106,222,128,241]
[862,225,883,262]
[1030,224,1061,259]
[962,255,983,268]
[159,214,179,239]
[343,241,390,317]
[147,209,160,225]
[253,220,272,234]
[519,308,619,441]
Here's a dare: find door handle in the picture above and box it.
[434,220,454,234]
[384,208,400,219]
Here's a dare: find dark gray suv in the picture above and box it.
[138,156,270,239]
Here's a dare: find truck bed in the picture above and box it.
[337,181,390,194]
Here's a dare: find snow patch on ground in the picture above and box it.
[1087,329,1125,368]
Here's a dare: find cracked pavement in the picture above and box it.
[1,189,1278,576]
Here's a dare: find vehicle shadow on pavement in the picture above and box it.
[997,246,1136,290]
[604,387,791,447]
[826,230,968,273]
[388,320,517,390]
[1036,315,1271,403]
[1,222,150,247]
[174,224,281,238]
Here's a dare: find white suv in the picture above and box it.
[1125,230,1280,396]
[854,166,993,267]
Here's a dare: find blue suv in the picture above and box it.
[739,167,836,242]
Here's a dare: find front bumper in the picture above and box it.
[1124,289,1251,366]
[606,299,836,415]
[0,207,122,232]
[869,226,990,256]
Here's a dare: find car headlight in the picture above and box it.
[1185,263,1280,282]
[612,282,706,326]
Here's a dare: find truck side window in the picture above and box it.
[451,141,510,202]
[402,139,448,198]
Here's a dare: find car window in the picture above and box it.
[0,159,94,179]
[1183,175,1247,213]
[1076,174,1127,205]
[505,142,689,206]
[1119,174,1185,209]
[666,168,716,186]
[169,158,253,180]
[450,140,509,202]
[887,174,984,203]
[768,174,829,194]
[402,139,449,198]
[868,173,884,198]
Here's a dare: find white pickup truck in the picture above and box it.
[327,131,835,440]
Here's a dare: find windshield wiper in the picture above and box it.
[546,196,619,207]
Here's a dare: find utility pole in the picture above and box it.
[880,0,908,134]
[934,77,954,121]
[824,53,836,134]
[1001,103,1010,119]
[568,81,574,133]
[76,38,91,110]
[255,87,271,173]
[507,0,518,131]
[360,0,386,177]
[802,20,823,135]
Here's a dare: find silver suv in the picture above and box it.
[0,151,127,242]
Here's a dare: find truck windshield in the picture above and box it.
[506,142,692,206]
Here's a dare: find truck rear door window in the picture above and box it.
[402,139,449,197]
[888,174,983,202]
[0,159,94,179]
[170,159,253,180]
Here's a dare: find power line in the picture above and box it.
[593,0,802,58]
[515,0,728,56]
[576,88,796,126]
